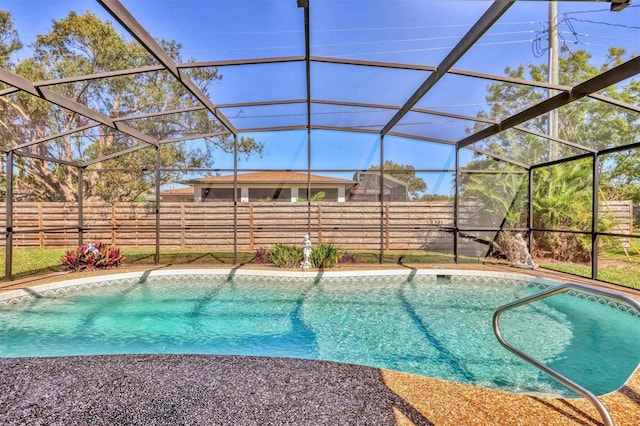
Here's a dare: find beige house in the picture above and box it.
[161,171,356,202]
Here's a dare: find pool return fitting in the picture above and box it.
[493,282,640,426]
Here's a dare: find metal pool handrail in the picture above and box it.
[493,282,640,426]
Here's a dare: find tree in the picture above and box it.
[462,47,639,261]
[531,160,594,262]
[0,10,21,66]
[0,11,261,202]
[369,160,427,200]
[458,162,528,229]
[469,48,639,166]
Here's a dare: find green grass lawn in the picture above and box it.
[0,248,68,278]
[0,248,457,279]
[0,248,255,279]
[1,247,638,291]
[541,261,640,290]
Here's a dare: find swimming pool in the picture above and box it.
[0,269,638,397]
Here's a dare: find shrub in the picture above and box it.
[269,244,303,268]
[253,247,272,264]
[264,243,349,269]
[339,251,357,264]
[310,243,340,268]
[61,241,124,272]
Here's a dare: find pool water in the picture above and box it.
[0,275,638,397]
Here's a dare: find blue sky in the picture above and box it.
[3,1,639,195]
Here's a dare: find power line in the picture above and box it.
[313,31,535,49]
[335,40,535,59]
[562,5,639,15]
[565,17,640,31]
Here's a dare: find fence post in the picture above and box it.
[38,202,44,248]
[78,166,84,247]
[5,151,13,280]
[181,203,186,249]
[249,203,254,250]
[385,203,390,251]
[317,203,322,243]
[111,204,116,246]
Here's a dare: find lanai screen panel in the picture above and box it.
[552,99,640,152]
[473,128,591,166]
[310,103,397,131]
[392,110,486,142]
[310,0,491,65]
[207,62,307,105]
[8,0,153,80]
[219,103,308,131]
[384,136,456,170]
[233,130,309,171]
[310,130,381,171]
[458,149,529,229]
[42,70,209,122]
[310,61,429,106]
[455,1,640,78]
[416,73,551,125]
[120,0,305,62]
[599,148,640,237]
[117,109,224,141]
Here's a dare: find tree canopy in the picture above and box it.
[0,11,261,202]
[468,47,638,172]
[369,160,427,200]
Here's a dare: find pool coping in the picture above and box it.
[0,267,554,305]
[3,267,639,318]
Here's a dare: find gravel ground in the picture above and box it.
[1,355,638,425]
[0,355,430,426]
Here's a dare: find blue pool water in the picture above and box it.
[0,274,638,397]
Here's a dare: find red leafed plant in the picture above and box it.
[61,241,124,272]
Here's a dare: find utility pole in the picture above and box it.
[548,1,559,159]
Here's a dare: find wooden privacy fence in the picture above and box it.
[0,201,455,251]
[0,200,633,252]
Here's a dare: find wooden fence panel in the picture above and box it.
[386,202,454,251]
[314,202,381,249]
[600,200,633,234]
[249,203,313,248]
[181,202,236,249]
[12,203,44,248]
[113,204,157,247]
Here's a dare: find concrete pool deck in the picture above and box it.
[0,264,639,425]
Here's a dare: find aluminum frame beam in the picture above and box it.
[458,56,640,149]
[0,66,159,148]
[83,143,153,166]
[12,124,101,151]
[381,1,513,135]
[35,65,165,87]
[186,56,305,68]
[13,149,80,167]
[98,0,238,135]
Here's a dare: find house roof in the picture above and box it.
[183,171,355,185]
